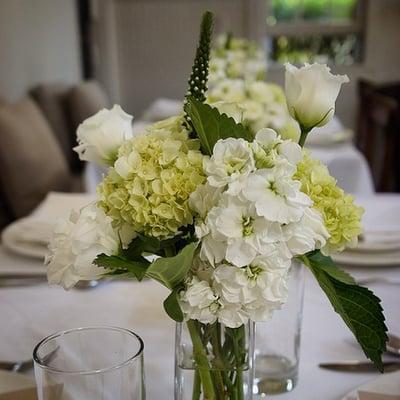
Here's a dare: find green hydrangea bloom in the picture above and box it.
[294,152,364,254]
[97,116,206,239]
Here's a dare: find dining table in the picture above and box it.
[0,243,399,400]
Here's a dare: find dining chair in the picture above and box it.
[356,79,400,192]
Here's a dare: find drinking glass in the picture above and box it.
[33,326,145,400]
[253,261,305,396]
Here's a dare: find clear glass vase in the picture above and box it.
[175,320,255,400]
[254,261,305,395]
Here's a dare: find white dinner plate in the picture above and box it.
[339,195,400,257]
[342,370,400,400]
[0,370,35,394]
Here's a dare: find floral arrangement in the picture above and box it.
[207,79,300,142]
[46,12,387,400]
[209,33,267,85]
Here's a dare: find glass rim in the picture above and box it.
[33,325,144,375]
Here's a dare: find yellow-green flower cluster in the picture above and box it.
[294,152,364,254]
[97,116,206,239]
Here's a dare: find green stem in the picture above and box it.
[187,320,216,400]
[210,323,235,398]
[164,245,176,258]
[232,327,245,400]
[298,128,311,148]
[192,369,201,400]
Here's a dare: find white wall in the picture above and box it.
[93,0,400,128]
[0,0,82,102]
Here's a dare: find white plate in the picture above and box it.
[344,195,400,255]
[342,370,400,400]
[333,249,400,267]
[0,370,35,394]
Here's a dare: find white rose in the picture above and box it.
[46,203,120,289]
[285,63,349,130]
[74,105,133,166]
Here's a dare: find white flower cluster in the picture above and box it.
[209,34,267,85]
[45,203,125,289]
[207,79,300,141]
[180,129,330,328]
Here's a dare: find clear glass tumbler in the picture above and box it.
[253,261,305,396]
[33,326,145,400]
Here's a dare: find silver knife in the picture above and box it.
[319,361,400,372]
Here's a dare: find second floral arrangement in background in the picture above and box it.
[46,12,387,400]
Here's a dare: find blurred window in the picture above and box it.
[266,0,365,65]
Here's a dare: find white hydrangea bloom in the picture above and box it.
[243,166,312,224]
[184,135,332,328]
[74,105,133,166]
[203,195,283,267]
[46,203,121,289]
[207,79,245,103]
[284,208,330,256]
[204,138,255,188]
[189,183,223,239]
[180,277,219,325]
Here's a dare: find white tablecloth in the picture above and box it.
[310,144,374,196]
[0,246,398,399]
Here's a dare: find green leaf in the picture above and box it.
[145,242,198,289]
[183,11,214,130]
[163,289,184,322]
[124,231,196,259]
[302,250,356,285]
[184,97,253,155]
[305,255,388,371]
[94,254,149,281]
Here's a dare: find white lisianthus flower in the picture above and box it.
[285,63,349,130]
[74,105,133,166]
[204,138,255,188]
[180,277,219,325]
[243,166,312,224]
[46,203,121,290]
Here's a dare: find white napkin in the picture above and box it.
[141,98,182,121]
[1,192,95,259]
